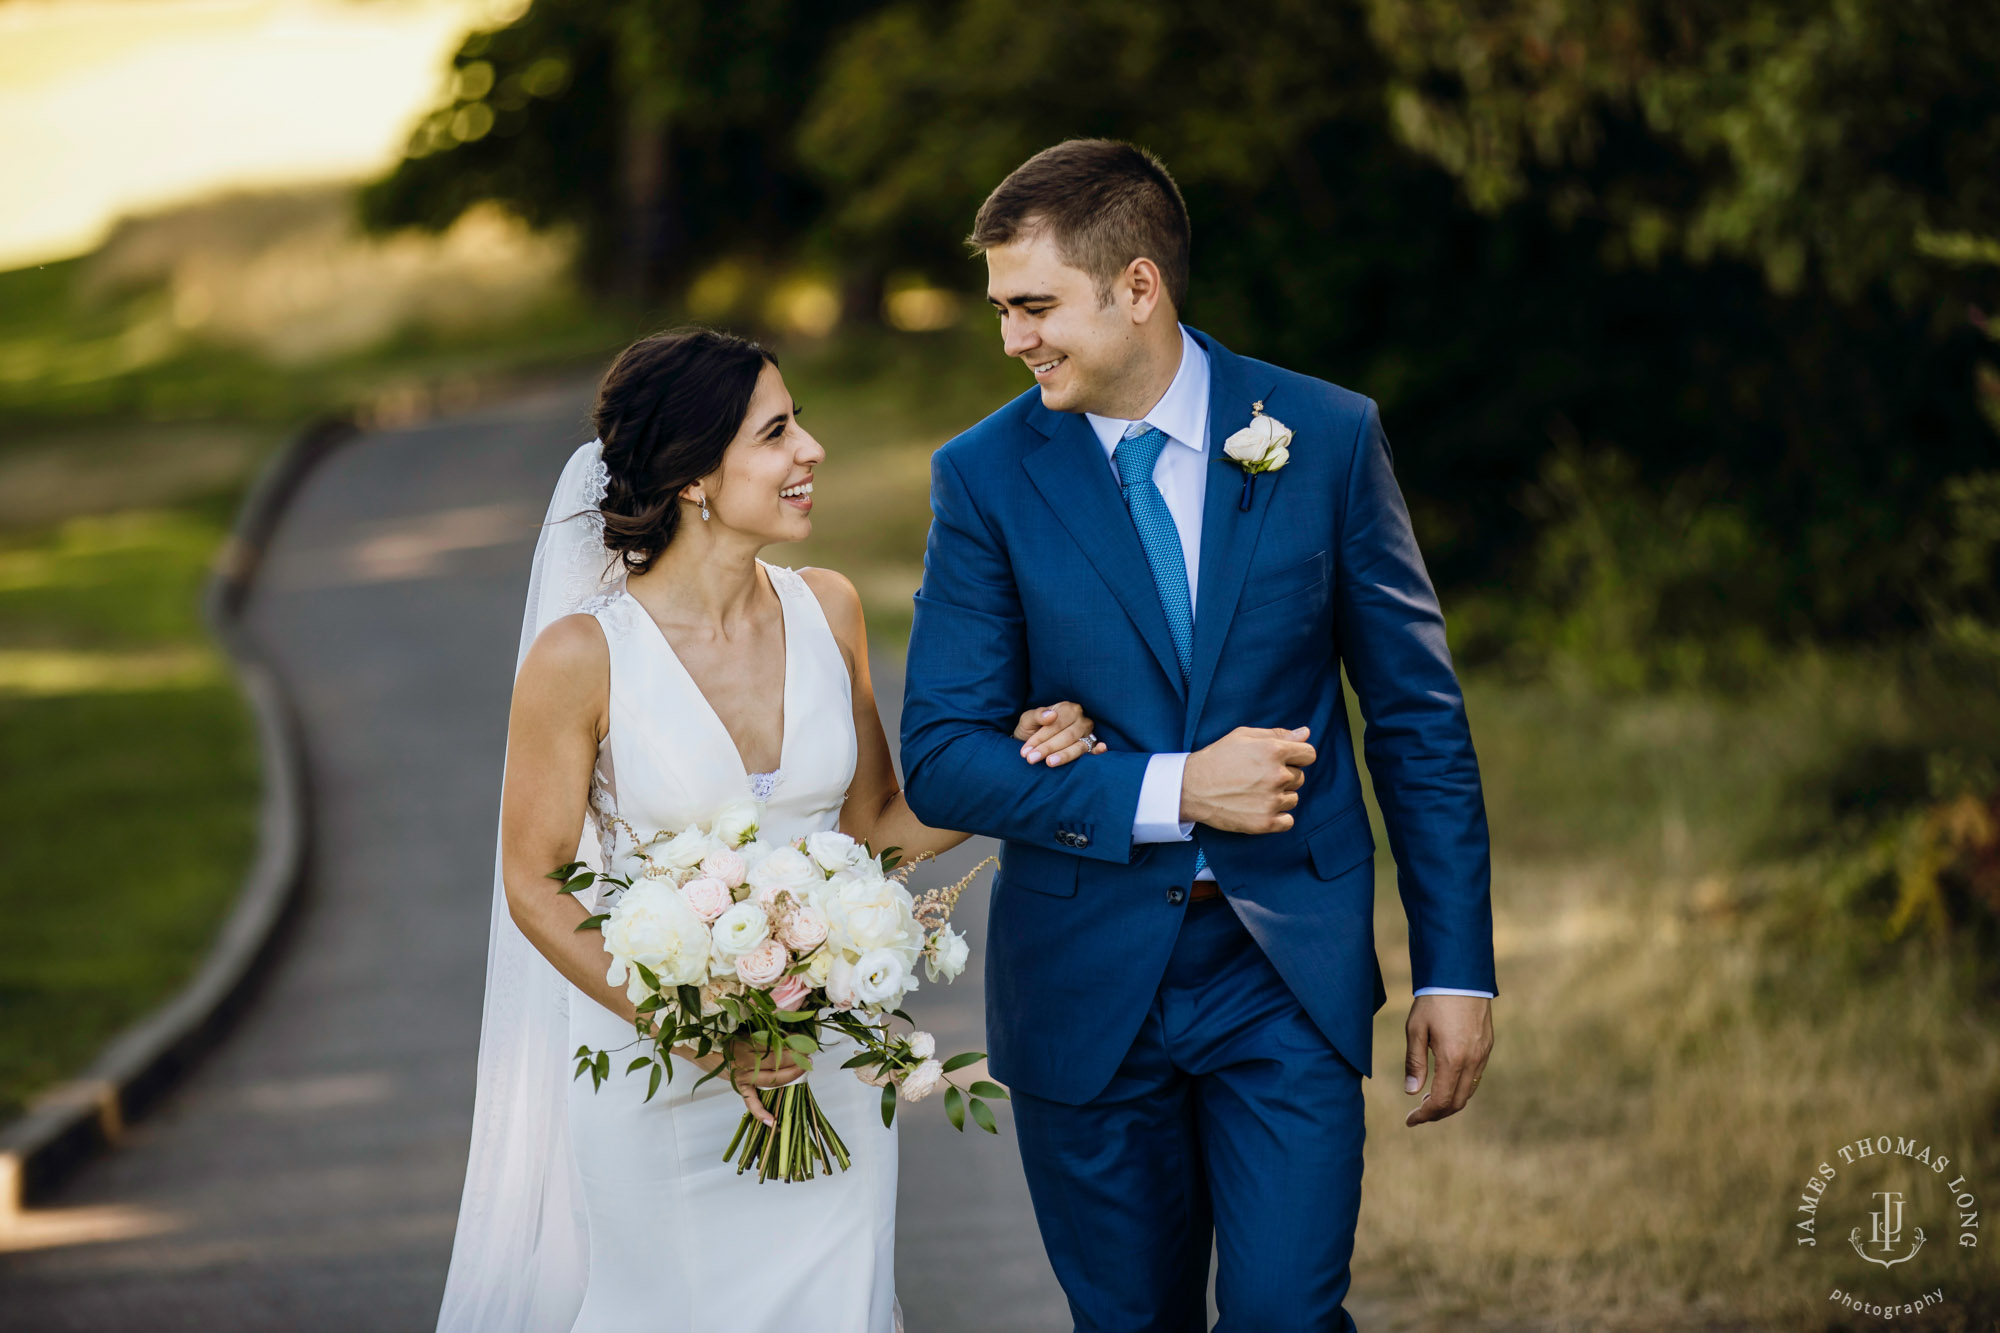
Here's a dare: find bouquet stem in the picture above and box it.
[726,1082,852,1183]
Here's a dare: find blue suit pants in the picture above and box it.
[1011,895,1367,1332]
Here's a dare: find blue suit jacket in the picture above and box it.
[900,328,1496,1105]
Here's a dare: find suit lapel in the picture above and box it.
[1022,407,1187,697]
[1184,332,1280,746]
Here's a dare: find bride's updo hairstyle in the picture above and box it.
[591,326,778,574]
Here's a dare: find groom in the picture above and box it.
[900,139,1496,1331]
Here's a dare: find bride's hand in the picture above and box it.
[1014,701,1107,767]
[681,1037,808,1127]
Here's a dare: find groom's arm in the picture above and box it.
[901,446,1151,862]
[1334,400,1498,997]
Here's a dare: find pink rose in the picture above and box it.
[679,876,733,923]
[701,848,746,889]
[778,905,828,952]
[768,974,812,1011]
[751,882,785,907]
[734,938,789,989]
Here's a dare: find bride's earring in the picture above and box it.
[698,494,710,522]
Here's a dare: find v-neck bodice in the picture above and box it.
[580,561,856,873]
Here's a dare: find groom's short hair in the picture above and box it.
[969,139,1190,310]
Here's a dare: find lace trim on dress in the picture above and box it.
[747,770,779,802]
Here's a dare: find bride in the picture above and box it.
[435,327,1104,1333]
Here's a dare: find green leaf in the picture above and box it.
[646,1063,663,1103]
[785,1033,818,1055]
[558,870,598,895]
[634,961,661,992]
[968,1080,1010,1101]
[944,1084,966,1132]
[547,861,585,881]
[749,1029,772,1048]
[772,1008,816,1022]
[575,913,610,932]
[635,994,664,1014]
[891,1008,914,1025]
[941,1051,985,1073]
[626,1057,651,1074]
[881,1083,897,1128]
[840,1051,878,1070]
[677,985,702,1013]
[574,1044,592,1059]
[969,1097,999,1134]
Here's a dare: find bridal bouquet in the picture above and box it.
[552,801,1006,1183]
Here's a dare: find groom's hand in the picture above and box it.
[1403,993,1493,1126]
[1179,726,1315,833]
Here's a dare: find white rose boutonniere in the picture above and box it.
[1221,402,1293,510]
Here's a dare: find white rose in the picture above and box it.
[710,901,771,958]
[679,875,733,923]
[734,938,789,989]
[656,824,719,871]
[924,924,970,983]
[804,947,835,987]
[700,847,747,889]
[1222,412,1293,472]
[825,957,857,1009]
[806,830,859,874]
[599,880,712,998]
[748,846,818,898]
[828,876,919,955]
[907,1030,936,1060]
[899,1058,944,1103]
[851,947,911,1008]
[712,800,761,848]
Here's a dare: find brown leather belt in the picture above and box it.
[1189,880,1221,902]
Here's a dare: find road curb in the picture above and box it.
[0,416,358,1220]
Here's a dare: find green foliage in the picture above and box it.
[1365,0,2000,304]
[361,0,2000,681]
[361,0,889,299]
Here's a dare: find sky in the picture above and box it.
[0,0,513,270]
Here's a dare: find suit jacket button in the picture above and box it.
[1167,887,1185,905]
[1074,834,1089,848]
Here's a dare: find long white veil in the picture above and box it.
[436,439,619,1333]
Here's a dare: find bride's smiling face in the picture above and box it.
[689,362,823,546]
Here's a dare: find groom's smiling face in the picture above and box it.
[985,227,1159,417]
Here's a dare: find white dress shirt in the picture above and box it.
[1082,326,1493,1000]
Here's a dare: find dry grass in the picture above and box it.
[1349,674,2000,1331]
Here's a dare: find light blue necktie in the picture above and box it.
[1114,423,1206,876]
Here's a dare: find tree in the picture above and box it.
[362,0,887,301]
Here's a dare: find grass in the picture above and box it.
[1350,660,2000,1330]
[0,504,259,1120]
[0,200,642,1122]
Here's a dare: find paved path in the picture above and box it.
[0,387,1067,1331]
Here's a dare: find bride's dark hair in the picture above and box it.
[591,326,778,575]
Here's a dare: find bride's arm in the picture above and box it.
[501,614,796,1124]
[800,569,1102,863]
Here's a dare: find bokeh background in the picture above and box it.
[2,0,1998,1328]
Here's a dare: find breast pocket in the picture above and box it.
[1236,549,1329,615]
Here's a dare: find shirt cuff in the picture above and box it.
[1131,752,1195,844]
[1414,987,1495,998]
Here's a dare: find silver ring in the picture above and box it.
[1080,734,1098,752]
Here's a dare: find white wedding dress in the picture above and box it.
[435,441,898,1333]
[565,563,899,1332]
